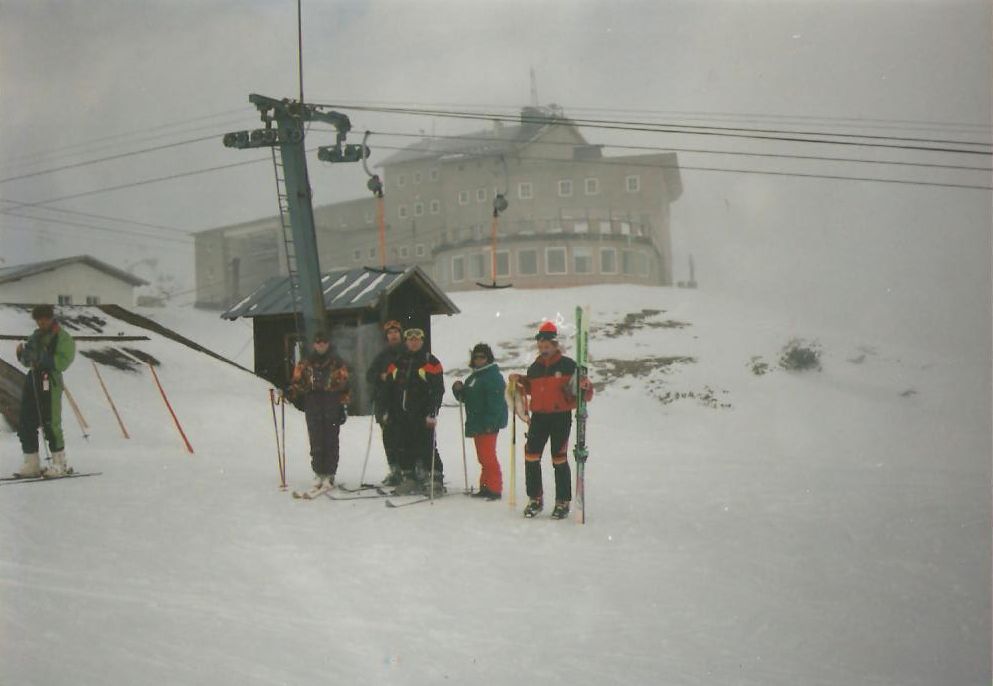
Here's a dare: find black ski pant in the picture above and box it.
[380,419,402,471]
[18,372,64,454]
[303,392,342,477]
[524,411,572,502]
[393,412,443,479]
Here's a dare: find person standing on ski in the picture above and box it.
[382,328,445,495]
[451,343,507,500]
[365,319,405,486]
[286,330,350,492]
[508,321,593,519]
[14,304,76,478]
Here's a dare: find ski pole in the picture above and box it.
[508,383,517,508]
[358,412,374,487]
[279,391,287,486]
[269,389,286,489]
[428,424,437,504]
[61,381,90,441]
[147,362,194,454]
[92,361,129,438]
[30,368,52,463]
[458,400,469,494]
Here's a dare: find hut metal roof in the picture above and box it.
[221,265,459,320]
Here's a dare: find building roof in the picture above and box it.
[0,255,148,287]
[221,264,460,320]
[378,107,582,166]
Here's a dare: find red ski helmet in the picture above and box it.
[535,321,558,342]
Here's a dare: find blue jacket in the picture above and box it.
[453,362,508,437]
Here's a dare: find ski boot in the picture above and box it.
[381,467,403,488]
[14,452,41,478]
[471,486,502,501]
[550,500,571,520]
[393,471,423,496]
[427,476,446,498]
[42,450,69,478]
[522,498,544,518]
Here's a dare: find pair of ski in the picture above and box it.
[0,470,102,485]
[291,482,435,508]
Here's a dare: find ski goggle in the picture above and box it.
[404,328,425,340]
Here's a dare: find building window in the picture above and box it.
[398,205,408,219]
[626,175,640,193]
[413,202,424,217]
[574,220,589,234]
[468,253,486,280]
[458,190,470,205]
[573,247,593,275]
[518,182,533,200]
[492,250,511,278]
[558,179,573,197]
[57,295,72,305]
[85,296,100,305]
[638,253,650,276]
[452,255,465,282]
[413,171,422,185]
[600,248,617,274]
[476,188,487,203]
[396,173,406,187]
[622,250,636,275]
[368,247,377,259]
[416,244,426,257]
[430,168,440,181]
[599,220,612,234]
[430,199,441,214]
[584,178,599,195]
[546,247,567,275]
[619,222,631,236]
[353,249,361,261]
[518,249,538,275]
[399,246,410,258]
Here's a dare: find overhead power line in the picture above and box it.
[0,198,190,235]
[349,127,992,173]
[315,102,992,154]
[1,212,193,249]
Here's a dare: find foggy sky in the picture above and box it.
[0,0,990,359]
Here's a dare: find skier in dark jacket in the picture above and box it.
[365,320,404,486]
[508,321,593,520]
[452,343,507,500]
[383,328,445,495]
[14,304,76,478]
[287,330,350,492]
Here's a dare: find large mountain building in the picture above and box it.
[194,104,681,308]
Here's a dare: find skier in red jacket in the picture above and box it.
[509,321,593,520]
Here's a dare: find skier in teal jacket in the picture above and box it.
[15,304,76,478]
[451,343,508,500]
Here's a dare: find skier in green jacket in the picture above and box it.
[451,343,508,500]
[14,304,76,478]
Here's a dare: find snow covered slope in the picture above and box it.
[1,287,989,686]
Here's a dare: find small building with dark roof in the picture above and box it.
[222,264,459,414]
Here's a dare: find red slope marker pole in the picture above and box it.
[147,362,193,454]
[92,361,130,439]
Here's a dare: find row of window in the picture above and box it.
[446,246,650,282]
[57,295,101,305]
[392,168,441,188]
[392,175,642,219]
[352,244,427,261]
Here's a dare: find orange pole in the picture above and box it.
[147,362,193,454]
[376,196,387,269]
[92,361,129,439]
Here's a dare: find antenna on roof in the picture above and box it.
[530,67,539,107]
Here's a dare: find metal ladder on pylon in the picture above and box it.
[270,148,305,350]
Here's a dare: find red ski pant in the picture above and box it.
[473,432,502,494]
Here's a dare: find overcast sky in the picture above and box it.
[1,0,990,357]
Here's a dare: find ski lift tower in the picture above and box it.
[222,94,367,348]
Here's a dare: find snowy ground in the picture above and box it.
[1,286,989,686]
